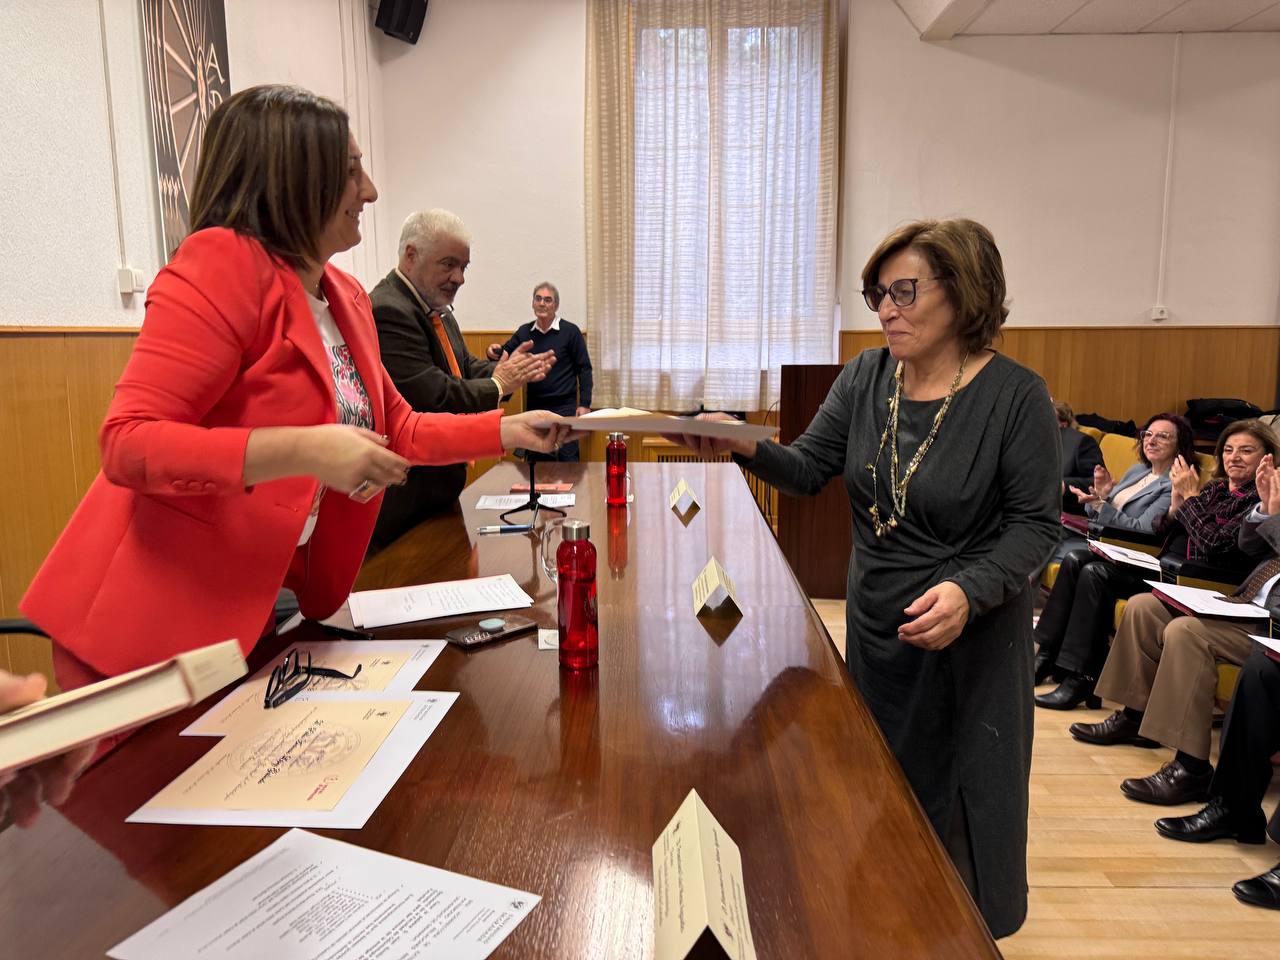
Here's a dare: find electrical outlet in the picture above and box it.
[116,266,146,295]
[1150,305,1168,322]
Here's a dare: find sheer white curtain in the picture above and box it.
[587,0,840,411]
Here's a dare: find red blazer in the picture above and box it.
[22,228,503,678]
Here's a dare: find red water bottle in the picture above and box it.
[557,519,598,670]
[606,432,629,505]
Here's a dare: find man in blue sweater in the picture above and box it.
[487,282,593,461]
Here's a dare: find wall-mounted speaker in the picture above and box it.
[375,0,428,45]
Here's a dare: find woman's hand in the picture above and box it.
[0,670,96,828]
[1091,464,1115,501]
[898,582,970,651]
[1069,484,1101,508]
[665,413,758,460]
[298,425,410,501]
[501,410,574,455]
[1256,454,1280,516]
[1168,455,1200,512]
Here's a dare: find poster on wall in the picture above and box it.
[141,0,231,260]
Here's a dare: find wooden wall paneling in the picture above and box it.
[63,334,136,496]
[0,335,85,684]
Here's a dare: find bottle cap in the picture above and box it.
[563,518,591,541]
[607,432,625,442]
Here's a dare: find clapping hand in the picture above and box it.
[0,671,96,828]
[1257,454,1280,516]
[898,582,970,651]
[493,341,555,394]
[1069,464,1114,508]
[1169,455,1200,511]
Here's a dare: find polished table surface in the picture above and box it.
[0,462,998,958]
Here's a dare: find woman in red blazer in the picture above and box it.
[22,85,568,687]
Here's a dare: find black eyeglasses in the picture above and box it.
[861,277,944,312]
[263,649,363,709]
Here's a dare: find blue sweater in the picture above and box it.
[500,319,593,410]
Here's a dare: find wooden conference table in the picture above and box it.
[0,462,998,958]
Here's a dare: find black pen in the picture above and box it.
[322,623,375,641]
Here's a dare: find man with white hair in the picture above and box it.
[369,208,554,547]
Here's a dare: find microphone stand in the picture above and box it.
[500,454,566,525]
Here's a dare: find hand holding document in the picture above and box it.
[109,829,539,960]
[1145,580,1271,619]
[349,573,534,628]
[564,407,777,443]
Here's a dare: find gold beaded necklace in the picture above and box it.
[867,353,969,537]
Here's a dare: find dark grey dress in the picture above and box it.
[745,348,1060,938]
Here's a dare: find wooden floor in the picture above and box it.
[811,599,1280,958]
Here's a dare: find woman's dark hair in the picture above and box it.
[1211,419,1280,481]
[1135,413,1194,468]
[187,84,349,269]
[860,218,1009,354]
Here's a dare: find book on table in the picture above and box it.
[0,638,247,774]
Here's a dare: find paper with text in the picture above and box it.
[349,574,533,628]
[475,493,576,510]
[1146,580,1271,619]
[128,691,457,828]
[108,828,539,960]
[1088,541,1161,572]
[182,640,445,737]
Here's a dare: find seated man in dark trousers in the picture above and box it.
[487,282,593,462]
[1153,646,1280,910]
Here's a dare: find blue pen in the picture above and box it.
[477,523,534,535]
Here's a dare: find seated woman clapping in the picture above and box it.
[1034,418,1275,708]
[1049,413,1188,566]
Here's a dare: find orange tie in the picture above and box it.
[430,312,463,378]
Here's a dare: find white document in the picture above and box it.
[108,828,539,960]
[349,574,534,629]
[181,640,446,737]
[1248,633,1280,655]
[537,628,559,650]
[1088,541,1161,572]
[128,691,457,829]
[563,407,777,442]
[475,493,576,510]
[1145,580,1271,619]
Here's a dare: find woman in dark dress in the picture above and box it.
[676,218,1059,938]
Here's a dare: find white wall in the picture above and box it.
[842,0,1280,328]
[373,0,587,332]
[0,0,385,328]
[0,0,157,327]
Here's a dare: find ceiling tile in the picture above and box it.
[1053,0,1186,34]
[1143,0,1276,31]
[963,0,1091,35]
[1231,2,1280,30]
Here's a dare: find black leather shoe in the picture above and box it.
[1034,673,1101,711]
[1033,651,1056,686]
[1155,796,1266,844]
[1121,759,1213,806]
[1070,710,1159,748]
[1233,863,1280,910]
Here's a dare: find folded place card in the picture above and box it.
[692,557,741,619]
[652,789,757,960]
[669,477,701,523]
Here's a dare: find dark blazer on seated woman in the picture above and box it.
[1060,426,1104,514]
[21,228,503,679]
